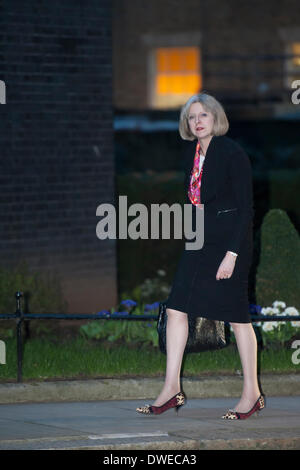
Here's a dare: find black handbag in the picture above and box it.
[157,301,228,354]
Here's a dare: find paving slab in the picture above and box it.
[0,396,299,450]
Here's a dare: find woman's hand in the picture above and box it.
[216,252,237,280]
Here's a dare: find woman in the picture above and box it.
[136,92,265,420]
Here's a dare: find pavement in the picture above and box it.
[0,396,299,450]
[0,375,300,450]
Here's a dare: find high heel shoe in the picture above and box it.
[136,391,186,415]
[221,394,265,420]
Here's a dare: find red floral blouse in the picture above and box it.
[188,141,204,208]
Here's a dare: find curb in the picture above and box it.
[0,374,299,404]
[1,436,300,451]
[61,437,300,451]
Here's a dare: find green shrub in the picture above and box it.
[269,169,300,229]
[121,270,171,305]
[80,318,158,348]
[0,260,67,314]
[256,209,300,309]
[117,172,185,293]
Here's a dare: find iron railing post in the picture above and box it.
[15,291,24,383]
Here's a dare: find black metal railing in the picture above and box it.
[0,292,159,383]
[0,291,299,383]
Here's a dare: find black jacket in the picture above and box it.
[183,134,254,255]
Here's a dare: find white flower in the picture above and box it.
[272,301,286,309]
[161,286,170,293]
[157,269,166,277]
[261,307,280,316]
[283,306,299,316]
[291,321,300,328]
[261,307,274,315]
[262,321,278,332]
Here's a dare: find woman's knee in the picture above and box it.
[166,308,188,321]
[230,321,252,331]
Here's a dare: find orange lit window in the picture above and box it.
[151,47,202,109]
[285,41,300,88]
[292,42,300,66]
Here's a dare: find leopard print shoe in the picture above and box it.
[136,391,186,415]
[222,395,265,420]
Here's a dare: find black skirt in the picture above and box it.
[165,204,253,324]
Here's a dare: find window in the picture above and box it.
[292,42,300,67]
[150,47,202,109]
[284,41,300,88]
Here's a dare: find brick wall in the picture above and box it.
[0,0,118,313]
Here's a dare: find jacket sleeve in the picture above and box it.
[227,143,254,255]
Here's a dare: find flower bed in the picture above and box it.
[250,301,300,348]
[80,289,300,350]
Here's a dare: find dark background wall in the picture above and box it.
[0,0,117,313]
[113,0,300,114]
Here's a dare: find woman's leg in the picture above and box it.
[152,308,189,407]
[230,322,261,412]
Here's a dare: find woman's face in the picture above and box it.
[187,102,214,140]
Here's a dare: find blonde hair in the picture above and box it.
[179,92,229,140]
